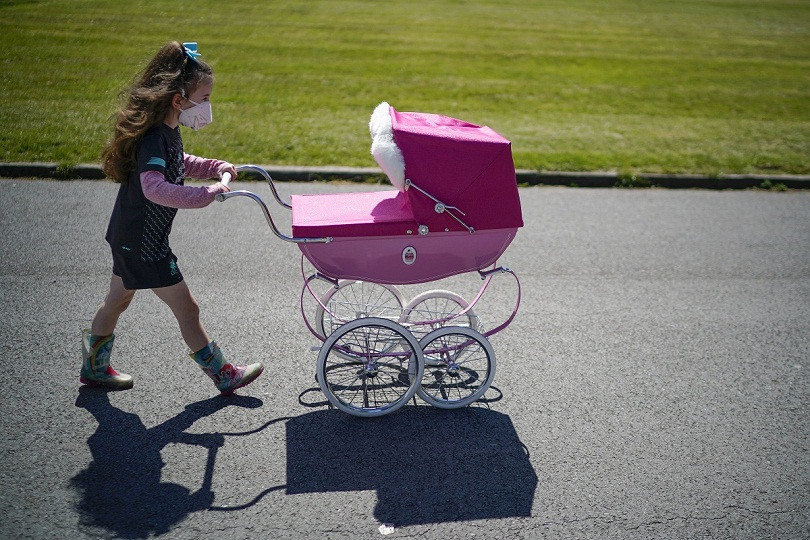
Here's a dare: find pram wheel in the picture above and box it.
[316,281,405,339]
[416,327,496,409]
[398,289,482,343]
[317,317,424,417]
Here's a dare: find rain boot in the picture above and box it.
[80,329,134,389]
[191,341,263,395]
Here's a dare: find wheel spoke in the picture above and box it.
[416,326,495,409]
[317,281,405,339]
[317,318,423,417]
[399,290,483,342]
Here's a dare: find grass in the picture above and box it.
[1,0,809,176]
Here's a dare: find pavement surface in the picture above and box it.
[0,178,807,539]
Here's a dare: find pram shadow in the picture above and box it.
[284,405,538,527]
[71,386,270,538]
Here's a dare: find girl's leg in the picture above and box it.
[153,280,264,395]
[82,274,135,389]
[151,280,210,352]
[91,274,136,336]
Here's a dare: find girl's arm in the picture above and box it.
[183,153,236,180]
[141,170,227,209]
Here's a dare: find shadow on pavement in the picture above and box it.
[72,386,537,533]
[284,406,538,527]
[71,386,265,538]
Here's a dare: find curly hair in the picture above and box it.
[101,41,214,183]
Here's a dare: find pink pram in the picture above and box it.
[219,103,522,417]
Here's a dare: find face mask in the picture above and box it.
[178,98,212,130]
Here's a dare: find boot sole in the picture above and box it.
[80,376,134,390]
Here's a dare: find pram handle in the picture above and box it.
[215,166,332,245]
[220,171,232,186]
[236,165,292,209]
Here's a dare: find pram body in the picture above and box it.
[218,103,522,417]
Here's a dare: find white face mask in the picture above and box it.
[178,98,212,130]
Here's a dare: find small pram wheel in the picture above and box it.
[317,317,424,417]
[398,290,482,343]
[316,281,405,339]
[416,326,496,409]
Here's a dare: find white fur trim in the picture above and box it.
[369,101,391,139]
[369,102,406,190]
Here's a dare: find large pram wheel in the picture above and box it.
[416,327,496,409]
[317,317,424,417]
[316,281,405,339]
[398,289,482,343]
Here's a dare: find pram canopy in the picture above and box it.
[386,104,523,233]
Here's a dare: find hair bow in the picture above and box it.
[182,42,201,62]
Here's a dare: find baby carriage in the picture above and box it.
[218,102,523,417]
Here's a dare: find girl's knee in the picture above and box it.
[105,290,134,314]
[184,297,201,319]
[171,294,201,323]
[118,294,135,311]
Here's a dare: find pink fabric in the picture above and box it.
[183,153,228,179]
[140,153,229,208]
[390,107,523,232]
[298,228,518,284]
[291,190,416,238]
[141,170,226,209]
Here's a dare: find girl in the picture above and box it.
[82,41,263,395]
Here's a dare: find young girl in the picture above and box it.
[82,41,263,394]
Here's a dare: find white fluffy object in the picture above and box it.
[369,101,391,139]
[369,101,406,191]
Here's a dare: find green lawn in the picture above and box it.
[1,0,808,175]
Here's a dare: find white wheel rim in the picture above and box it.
[416,326,495,409]
[317,317,424,417]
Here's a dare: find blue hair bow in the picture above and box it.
[182,42,201,62]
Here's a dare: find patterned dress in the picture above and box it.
[106,124,185,263]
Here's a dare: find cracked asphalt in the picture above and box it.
[0,179,807,539]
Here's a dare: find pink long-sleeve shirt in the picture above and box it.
[140,153,230,209]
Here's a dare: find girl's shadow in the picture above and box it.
[71,386,264,538]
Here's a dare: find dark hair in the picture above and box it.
[101,41,214,182]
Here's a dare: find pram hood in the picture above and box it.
[370,102,523,232]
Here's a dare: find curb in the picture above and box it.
[513,170,810,189]
[1,162,809,190]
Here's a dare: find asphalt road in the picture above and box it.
[0,179,807,539]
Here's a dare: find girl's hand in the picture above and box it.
[218,162,237,182]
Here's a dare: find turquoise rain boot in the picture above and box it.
[191,341,263,395]
[80,329,134,389]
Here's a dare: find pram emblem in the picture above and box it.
[401,246,417,265]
